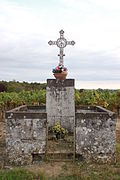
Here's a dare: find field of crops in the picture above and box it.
[0,90,46,111]
[0,88,120,113]
[75,89,120,112]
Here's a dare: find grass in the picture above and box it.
[0,162,120,180]
[0,169,33,180]
[0,168,44,180]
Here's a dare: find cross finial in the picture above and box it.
[48,30,75,66]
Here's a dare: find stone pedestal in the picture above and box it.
[46,79,75,132]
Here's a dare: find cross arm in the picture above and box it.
[67,41,75,45]
[48,40,57,45]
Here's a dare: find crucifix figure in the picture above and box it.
[48,30,75,66]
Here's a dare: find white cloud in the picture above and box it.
[0,0,120,88]
[62,0,120,11]
[75,80,120,89]
[92,0,120,11]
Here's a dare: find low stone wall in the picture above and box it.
[5,106,47,165]
[4,104,117,165]
[75,106,117,163]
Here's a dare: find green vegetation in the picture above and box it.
[1,83,120,113]
[0,168,44,180]
[0,81,46,93]
[75,89,120,112]
[0,90,46,110]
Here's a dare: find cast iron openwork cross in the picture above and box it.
[48,30,75,66]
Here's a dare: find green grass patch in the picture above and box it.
[0,168,44,180]
[0,169,33,180]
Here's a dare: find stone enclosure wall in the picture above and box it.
[75,106,116,163]
[5,106,47,165]
[4,105,117,165]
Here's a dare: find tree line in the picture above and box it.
[0,80,46,93]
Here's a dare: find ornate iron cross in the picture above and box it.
[48,30,75,66]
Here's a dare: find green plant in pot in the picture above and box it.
[53,122,68,140]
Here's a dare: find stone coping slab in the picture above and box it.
[47,79,74,87]
[75,105,116,116]
[6,105,47,119]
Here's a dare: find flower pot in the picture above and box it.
[53,71,68,80]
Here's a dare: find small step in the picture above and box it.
[47,151,74,160]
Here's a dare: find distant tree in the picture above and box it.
[79,89,84,93]
[0,82,7,92]
[0,80,47,92]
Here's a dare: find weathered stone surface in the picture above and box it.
[47,79,74,87]
[46,79,75,132]
[5,106,47,165]
[75,106,117,163]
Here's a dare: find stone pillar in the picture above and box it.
[46,79,75,132]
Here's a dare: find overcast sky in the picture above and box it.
[0,0,120,89]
